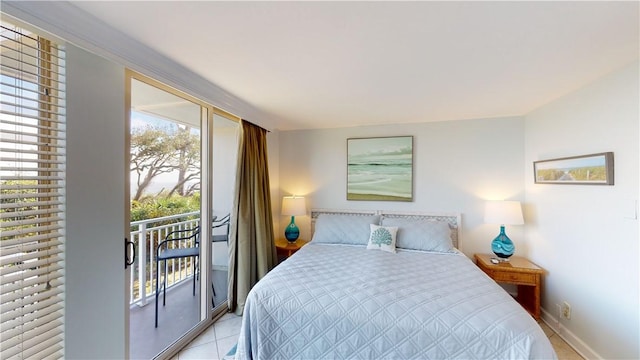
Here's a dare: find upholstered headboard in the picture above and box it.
[310,209,462,248]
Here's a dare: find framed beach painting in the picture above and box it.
[533,152,614,185]
[347,136,413,201]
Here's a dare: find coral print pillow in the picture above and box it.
[366,224,398,253]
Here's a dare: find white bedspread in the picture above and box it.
[236,243,556,359]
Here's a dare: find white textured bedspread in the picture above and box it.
[236,243,556,359]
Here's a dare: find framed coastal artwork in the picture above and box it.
[347,136,413,201]
[533,152,614,185]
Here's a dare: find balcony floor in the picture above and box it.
[130,269,228,360]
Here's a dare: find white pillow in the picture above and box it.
[366,224,398,253]
[311,214,381,245]
[380,218,453,252]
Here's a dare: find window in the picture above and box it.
[1,21,66,358]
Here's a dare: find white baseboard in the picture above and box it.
[541,307,601,359]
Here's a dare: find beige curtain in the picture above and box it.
[228,119,278,315]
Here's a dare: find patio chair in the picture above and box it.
[155,226,200,328]
[210,214,231,302]
[211,213,230,244]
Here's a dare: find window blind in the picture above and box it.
[1,21,66,359]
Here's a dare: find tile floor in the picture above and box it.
[176,314,583,360]
[538,321,584,360]
[174,312,241,360]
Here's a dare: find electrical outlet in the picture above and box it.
[562,301,571,320]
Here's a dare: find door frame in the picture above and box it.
[125,70,238,359]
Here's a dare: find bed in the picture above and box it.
[235,209,556,359]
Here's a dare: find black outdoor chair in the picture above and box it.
[212,213,231,244]
[154,215,230,327]
[155,226,200,328]
[210,214,231,302]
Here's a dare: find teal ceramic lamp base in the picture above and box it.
[284,216,299,242]
[491,225,514,261]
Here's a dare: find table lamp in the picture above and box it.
[484,200,524,261]
[282,196,306,242]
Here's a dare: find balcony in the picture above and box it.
[129,212,229,359]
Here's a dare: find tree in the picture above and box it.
[167,126,200,197]
[130,124,201,201]
[130,126,176,201]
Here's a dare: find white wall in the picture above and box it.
[278,117,526,257]
[66,45,126,358]
[524,62,639,359]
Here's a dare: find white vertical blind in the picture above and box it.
[0,21,66,359]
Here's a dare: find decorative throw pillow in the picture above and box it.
[380,218,453,252]
[311,214,381,245]
[366,224,398,253]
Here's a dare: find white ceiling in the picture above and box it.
[131,78,238,129]
[70,1,638,131]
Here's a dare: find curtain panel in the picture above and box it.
[228,120,277,315]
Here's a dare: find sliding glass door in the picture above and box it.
[210,113,239,311]
[127,73,207,358]
[125,70,240,358]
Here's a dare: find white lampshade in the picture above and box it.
[484,200,524,225]
[282,196,306,216]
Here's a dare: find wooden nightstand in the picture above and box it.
[474,254,545,320]
[275,238,308,260]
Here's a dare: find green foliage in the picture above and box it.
[536,169,565,181]
[569,167,606,181]
[1,180,39,237]
[536,167,606,181]
[130,192,200,224]
[1,179,38,204]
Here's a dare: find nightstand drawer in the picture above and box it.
[275,238,308,263]
[493,271,536,284]
[474,254,544,320]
